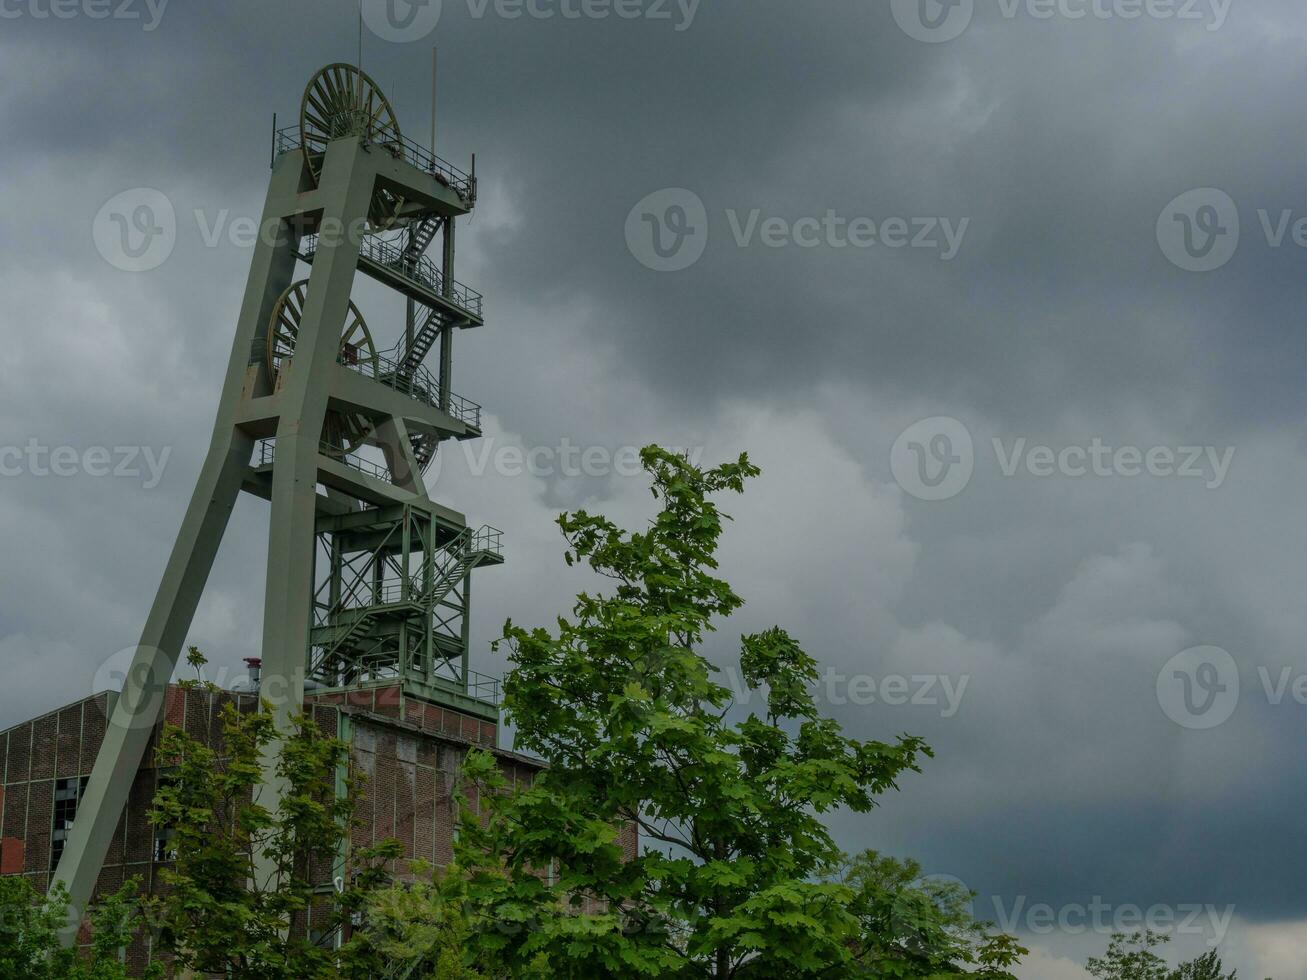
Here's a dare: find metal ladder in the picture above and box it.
[403,215,443,264]
[397,306,452,379]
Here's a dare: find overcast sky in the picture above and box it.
[6,0,1307,975]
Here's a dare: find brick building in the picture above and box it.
[0,678,568,970]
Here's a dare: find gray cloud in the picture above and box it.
[6,3,1307,976]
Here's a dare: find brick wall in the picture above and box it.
[347,715,459,868]
[0,686,550,975]
[0,689,262,966]
[308,684,499,748]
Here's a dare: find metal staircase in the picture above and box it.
[396,215,452,471]
[411,433,438,471]
[397,306,451,378]
[395,215,453,384]
[403,216,443,263]
[311,524,503,676]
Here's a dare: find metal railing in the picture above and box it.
[247,331,482,429]
[320,442,390,483]
[471,526,503,557]
[465,670,501,707]
[353,345,482,430]
[316,526,502,617]
[273,125,476,203]
[257,439,396,485]
[393,131,477,202]
[300,233,483,321]
[273,126,298,158]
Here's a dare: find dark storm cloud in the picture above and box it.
[8,2,1307,974]
[11,0,1303,435]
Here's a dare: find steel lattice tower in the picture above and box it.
[51,64,502,923]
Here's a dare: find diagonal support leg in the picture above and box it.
[51,434,252,922]
[52,151,306,932]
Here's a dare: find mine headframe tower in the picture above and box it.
[51,63,503,923]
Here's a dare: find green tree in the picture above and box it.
[838,851,1024,977]
[427,447,1021,978]
[145,659,395,979]
[0,875,153,979]
[1170,949,1238,980]
[358,860,489,979]
[1087,932,1241,980]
